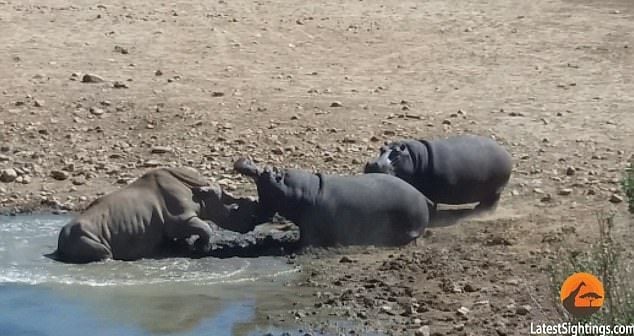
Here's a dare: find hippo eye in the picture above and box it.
[399,144,406,151]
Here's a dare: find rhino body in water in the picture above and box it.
[53,167,258,263]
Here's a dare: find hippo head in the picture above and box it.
[234,158,314,222]
[193,185,259,233]
[364,141,417,179]
[255,166,315,220]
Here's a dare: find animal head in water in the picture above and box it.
[193,185,259,233]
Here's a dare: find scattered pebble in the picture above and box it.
[609,194,623,203]
[566,166,576,176]
[50,170,70,181]
[558,188,572,196]
[90,107,105,116]
[113,81,129,89]
[457,306,470,317]
[415,326,431,336]
[151,146,172,154]
[114,45,129,54]
[81,73,104,83]
[0,168,18,183]
[516,305,532,315]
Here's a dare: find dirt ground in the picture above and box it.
[1,0,633,334]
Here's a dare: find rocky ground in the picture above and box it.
[1,0,633,335]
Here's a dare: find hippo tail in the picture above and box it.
[163,167,210,188]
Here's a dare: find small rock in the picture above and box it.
[151,146,172,154]
[113,81,129,89]
[566,166,576,176]
[72,177,86,186]
[51,170,70,181]
[116,178,130,184]
[558,188,572,196]
[211,91,225,97]
[380,305,394,315]
[457,306,470,317]
[464,284,478,292]
[90,107,105,116]
[20,175,32,184]
[33,100,44,107]
[516,305,532,315]
[415,326,431,336]
[143,160,161,167]
[1,168,18,183]
[272,147,284,155]
[114,45,129,54]
[155,70,163,76]
[81,73,104,83]
[339,256,355,263]
[0,154,10,162]
[609,194,623,203]
[442,119,451,125]
[330,101,343,107]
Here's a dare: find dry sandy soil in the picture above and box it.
[1,0,633,334]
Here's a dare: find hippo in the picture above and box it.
[52,167,258,263]
[234,158,431,247]
[364,135,512,212]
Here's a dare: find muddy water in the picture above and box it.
[0,214,308,336]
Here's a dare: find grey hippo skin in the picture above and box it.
[234,158,431,247]
[364,135,512,212]
[53,167,258,263]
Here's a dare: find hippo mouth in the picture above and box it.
[364,158,397,174]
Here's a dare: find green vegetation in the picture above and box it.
[622,163,634,214]
[550,213,633,326]
[549,165,634,329]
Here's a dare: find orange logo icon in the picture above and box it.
[560,272,605,318]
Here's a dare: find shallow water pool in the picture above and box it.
[0,215,304,336]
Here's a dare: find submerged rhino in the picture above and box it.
[52,167,258,263]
